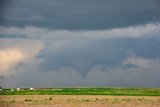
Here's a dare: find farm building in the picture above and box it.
[16,88,20,91]
[30,88,34,91]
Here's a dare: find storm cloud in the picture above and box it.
[1,0,160,29]
[37,31,160,78]
[1,23,160,80]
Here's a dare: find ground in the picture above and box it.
[0,95,160,107]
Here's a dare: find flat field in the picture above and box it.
[0,88,160,107]
[1,95,160,107]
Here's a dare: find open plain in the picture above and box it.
[1,95,160,107]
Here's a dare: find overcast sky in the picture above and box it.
[0,0,160,87]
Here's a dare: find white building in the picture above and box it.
[30,88,34,91]
[16,88,20,91]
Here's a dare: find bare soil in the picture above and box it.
[0,95,160,107]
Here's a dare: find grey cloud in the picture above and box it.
[0,76,4,79]
[0,34,27,39]
[1,23,160,40]
[1,0,160,29]
[37,36,160,78]
[132,36,160,59]
[86,65,160,87]
[1,24,160,79]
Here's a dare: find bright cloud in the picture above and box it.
[122,56,160,70]
[0,38,44,76]
[0,48,24,72]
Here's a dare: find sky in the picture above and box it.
[0,0,160,87]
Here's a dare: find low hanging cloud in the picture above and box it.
[37,36,160,77]
[0,23,160,40]
[5,56,160,87]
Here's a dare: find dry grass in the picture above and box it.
[0,95,160,107]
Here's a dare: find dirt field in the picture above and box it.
[0,95,160,107]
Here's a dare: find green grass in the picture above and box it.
[0,87,160,96]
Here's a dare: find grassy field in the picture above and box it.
[0,87,160,96]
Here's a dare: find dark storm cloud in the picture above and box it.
[37,36,160,77]
[1,0,160,29]
[0,34,27,39]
